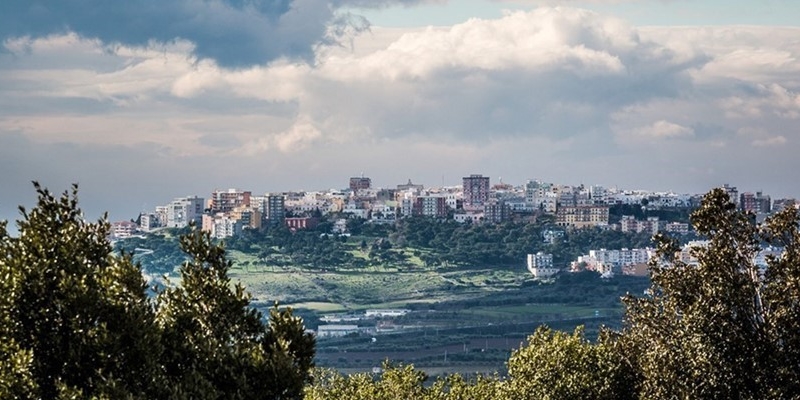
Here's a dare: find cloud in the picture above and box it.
[2,5,800,220]
[0,0,442,67]
[636,120,694,139]
[752,135,787,147]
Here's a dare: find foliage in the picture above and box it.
[0,183,160,399]
[504,326,636,400]
[0,184,315,399]
[113,230,188,275]
[620,188,800,399]
[304,363,503,400]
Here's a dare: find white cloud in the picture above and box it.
[752,136,787,147]
[636,120,694,139]
[2,5,800,219]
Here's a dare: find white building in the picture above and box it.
[164,196,205,228]
[527,252,559,278]
[317,324,360,338]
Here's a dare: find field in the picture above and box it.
[225,251,648,374]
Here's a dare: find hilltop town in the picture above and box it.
[111,175,794,278]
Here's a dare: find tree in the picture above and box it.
[0,184,316,399]
[156,228,316,400]
[0,183,161,399]
[621,188,800,399]
[505,326,636,400]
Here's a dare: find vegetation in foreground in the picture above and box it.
[0,184,314,399]
[2,186,799,399]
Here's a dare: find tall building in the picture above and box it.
[210,188,252,214]
[484,200,512,223]
[165,196,205,228]
[462,174,490,208]
[349,176,372,191]
[413,196,448,218]
[266,194,286,226]
[231,206,262,230]
[740,191,771,214]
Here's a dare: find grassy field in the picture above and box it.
[227,249,529,312]
[223,249,648,375]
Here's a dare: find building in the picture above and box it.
[138,212,159,232]
[317,325,360,338]
[527,252,558,278]
[397,179,424,192]
[231,206,262,230]
[349,176,372,191]
[165,196,205,228]
[773,198,797,213]
[740,191,771,214]
[202,213,243,239]
[266,194,286,226]
[556,205,609,229]
[722,184,738,206]
[575,248,655,276]
[484,200,511,223]
[665,222,690,235]
[413,196,448,218]
[462,174,490,208]
[620,216,664,235]
[285,217,319,231]
[210,189,252,214]
[111,221,138,239]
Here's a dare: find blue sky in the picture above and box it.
[353,1,800,27]
[0,0,799,222]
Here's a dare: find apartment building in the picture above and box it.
[462,174,490,209]
[210,188,251,214]
[556,205,609,228]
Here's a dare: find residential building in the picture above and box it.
[527,252,559,278]
[740,191,771,214]
[665,222,690,235]
[231,206,262,230]
[210,188,251,214]
[556,205,609,228]
[111,221,138,239]
[202,213,242,239]
[462,174,490,209]
[484,200,511,223]
[349,176,372,191]
[286,217,319,231]
[575,247,655,276]
[138,212,159,232]
[413,196,448,218]
[266,194,286,226]
[722,184,738,206]
[165,196,205,228]
[773,198,797,213]
[620,216,664,235]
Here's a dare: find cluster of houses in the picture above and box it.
[109,177,796,242]
[526,240,786,280]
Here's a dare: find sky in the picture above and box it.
[1,0,799,223]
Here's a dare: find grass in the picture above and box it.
[225,248,531,310]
